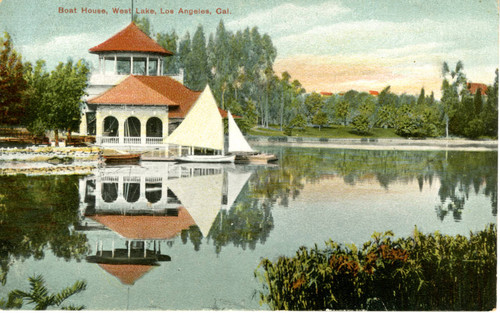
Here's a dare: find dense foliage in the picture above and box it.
[23,59,89,145]
[255,224,496,311]
[0,275,86,310]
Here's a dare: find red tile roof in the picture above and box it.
[88,75,233,119]
[88,75,201,118]
[320,91,333,96]
[90,207,196,239]
[468,83,488,96]
[89,22,172,56]
[369,90,379,96]
[98,264,154,285]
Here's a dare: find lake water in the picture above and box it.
[0,146,497,310]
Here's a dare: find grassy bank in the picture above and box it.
[248,125,403,139]
[255,224,496,311]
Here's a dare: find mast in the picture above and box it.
[131,0,134,22]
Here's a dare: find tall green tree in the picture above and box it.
[186,25,209,90]
[482,69,498,137]
[0,32,28,126]
[441,61,467,138]
[156,30,179,74]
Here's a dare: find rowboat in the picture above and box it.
[103,153,141,164]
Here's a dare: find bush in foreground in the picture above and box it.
[255,224,496,311]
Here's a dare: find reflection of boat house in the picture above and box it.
[80,23,226,151]
[78,163,252,285]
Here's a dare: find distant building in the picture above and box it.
[80,22,227,150]
[369,90,379,96]
[467,83,488,96]
[320,91,333,97]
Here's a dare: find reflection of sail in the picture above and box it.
[225,171,253,210]
[166,172,224,237]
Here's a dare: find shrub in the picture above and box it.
[256,224,496,311]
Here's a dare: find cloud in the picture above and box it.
[226,2,351,36]
[18,29,120,70]
[274,18,496,57]
[273,51,494,97]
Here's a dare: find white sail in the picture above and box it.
[227,110,254,153]
[166,172,223,237]
[166,85,224,151]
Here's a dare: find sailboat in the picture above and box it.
[166,85,235,163]
[227,110,278,164]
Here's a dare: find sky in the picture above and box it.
[0,0,498,97]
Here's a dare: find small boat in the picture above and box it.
[234,153,278,164]
[103,153,141,164]
[227,110,278,164]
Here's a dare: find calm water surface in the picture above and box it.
[0,147,497,310]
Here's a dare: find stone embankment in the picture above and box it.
[247,136,498,151]
[0,146,102,175]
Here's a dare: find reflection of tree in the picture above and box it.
[207,201,274,254]
[0,176,89,285]
[249,147,497,222]
[180,225,203,251]
[433,152,498,221]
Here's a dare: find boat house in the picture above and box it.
[79,22,226,152]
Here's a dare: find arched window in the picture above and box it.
[124,182,140,203]
[102,183,118,203]
[146,182,162,203]
[103,116,119,136]
[124,117,141,137]
[146,117,162,137]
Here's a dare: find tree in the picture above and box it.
[335,100,350,126]
[156,30,179,74]
[312,110,328,130]
[304,92,324,121]
[133,16,152,36]
[482,69,498,137]
[472,88,483,118]
[25,60,89,145]
[441,61,467,138]
[0,32,28,126]
[48,60,89,145]
[24,60,50,137]
[185,25,209,90]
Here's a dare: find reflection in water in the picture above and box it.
[0,147,496,309]
[248,148,497,222]
[78,162,257,284]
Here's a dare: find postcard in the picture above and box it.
[0,0,497,311]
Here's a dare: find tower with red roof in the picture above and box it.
[80,22,221,151]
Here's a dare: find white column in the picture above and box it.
[114,55,117,75]
[118,117,125,145]
[95,111,102,145]
[146,56,150,76]
[130,56,134,74]
[157,57,161,76]
[140,117,147,145]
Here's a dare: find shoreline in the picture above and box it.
[248,136,498,152]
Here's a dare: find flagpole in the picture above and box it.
[131,0,134,22]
